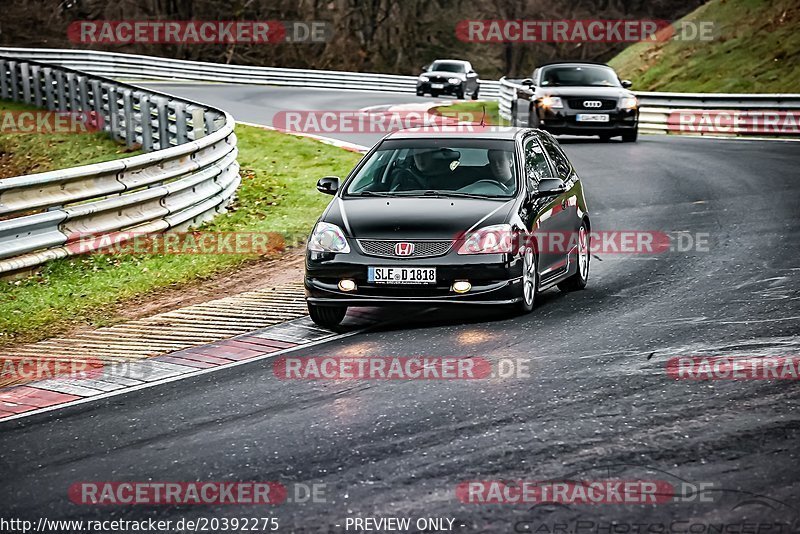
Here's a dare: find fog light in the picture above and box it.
[452,281,471,293]
[338,279,356,292]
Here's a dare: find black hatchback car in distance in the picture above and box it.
[416,59,480,99]
[304,126,591,328]
[512,61,639,142]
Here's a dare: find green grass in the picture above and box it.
[431,101,509,126]
[0,124,362,345]
[609,0,800,92]
[0,99,139,177]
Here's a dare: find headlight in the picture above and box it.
[620,96,638,109]
[448,77,462,85]
[419,75,429,81]
[457,224,514,255]
[308,222,350,253]
[541,96,563,109]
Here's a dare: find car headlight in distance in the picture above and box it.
[541,96,563,109]
[457,224,514,254]
[448,77,462,85]
[419,75,429,81]
[308,222,350,253]
[620,96,638,109]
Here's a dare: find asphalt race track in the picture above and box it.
[2,85,799,532]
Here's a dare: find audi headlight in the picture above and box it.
[308,222,350,253]
[457,224,514,255]
[620,96,638,109]
[419,75,430,81]
[541,96,563,109]
[448,77,462,85]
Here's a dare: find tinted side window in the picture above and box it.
[540,134,572,179]
[523,137,551,188]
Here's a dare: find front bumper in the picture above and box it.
[305,247,524,306]
[417,81,463,95]
[538,106,638,135]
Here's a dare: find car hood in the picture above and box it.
[325,197,515,240]
[539,86,632,98]
[422,70,466,80]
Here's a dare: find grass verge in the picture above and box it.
[0,99,140,178]
[0,124,362,345]
[609,0,800,92]
[431,101,509,126]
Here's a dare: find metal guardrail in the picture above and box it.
[0,48,501,99]
[498,77,800,135]
[0,55,240,275]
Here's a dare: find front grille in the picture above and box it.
[427,76,448,84]
[567,98,617,110]
[358,239,452,258]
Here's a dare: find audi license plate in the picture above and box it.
[368,267,436,284]
[576,113,609,122]
[431,83,445,89]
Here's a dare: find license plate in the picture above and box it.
[576,113,609,122]
[431,83,444,89]
[368,267,436,284]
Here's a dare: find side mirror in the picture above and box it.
[521,78,535,87]
[422,64,430,72]
[535,178,567,197]
[468,69,476,75]
[317,176,340,195]
[621,79,633,88]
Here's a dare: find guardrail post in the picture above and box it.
[106,84,121,141]
[9,60,19,102]
[0,59,9,100]
[66,72,79,111]
[122,89,135,149]
[89,79,104,133]
[156,97,169,149]
[30,65,43,108]
[190,107,206,140]
[20,62,33,104]
[140,95,154,152]
[55,70,66,110]
[174,102,188,145]
[42,67,55,110]
[78,75,89,112]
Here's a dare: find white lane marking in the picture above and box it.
[0,328,364,424]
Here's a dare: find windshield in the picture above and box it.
[344,139,517,198]
[540,65,621,87]
[429,61,467,73]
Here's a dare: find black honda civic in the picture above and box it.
[304,126,591,328]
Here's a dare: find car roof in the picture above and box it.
[386,125,527,141]
[537,60,612,68]
[430,59,469,64]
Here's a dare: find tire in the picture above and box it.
[599,134,612,142]
[456,88,465,99]
[558,223,590,292]
[621,129,638,142]
[514,246,538,314]
[416,90,424,97]
[308,303,347,329]
[471,89,479,100]
[431,91,440,97]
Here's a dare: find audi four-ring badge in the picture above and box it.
[303,126,591,328]
[512,61,640,142]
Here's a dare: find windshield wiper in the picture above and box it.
[351,191,395,197]
[392,190,500,199]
